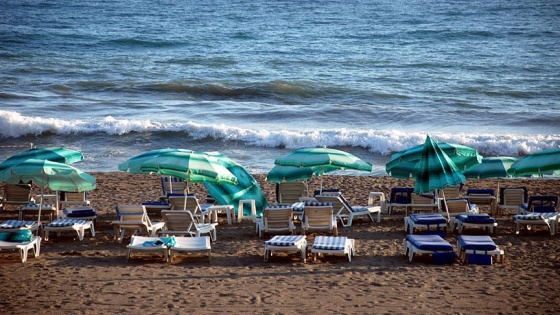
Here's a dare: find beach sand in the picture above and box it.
[1,173,560,314]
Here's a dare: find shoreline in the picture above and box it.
[1,172,560,314]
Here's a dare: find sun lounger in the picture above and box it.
[457,235,504,265]
[112,205,165,243]
[44,219,95,241]
[257,206,295,238]
[450,214,497,235]
[126,235,174,263]
[0,184,33,211]
[0,232,41,263]
[263,235,307,262]
[19,202,58,222]
[0,220,40,233]
[387,187,413,215]
[160,210,218,241]
[169,236,211,263]
[404,213,447,234]
[513,195,558,235]
[277,181,306,205]
[403,234,455,263]
[498,187,527,215]
[301,202,338,236]
[315,193,380,227]
[311,236,355,262]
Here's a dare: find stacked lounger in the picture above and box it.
[457,235,504,265]
[450,214,497,234]
[404,213,447,234]
[403,234,455,263]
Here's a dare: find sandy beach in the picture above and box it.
[1,173,560,314]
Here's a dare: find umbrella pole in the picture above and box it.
[441,190,451,222]
[36,187,44,236]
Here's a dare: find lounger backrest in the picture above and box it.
[499,187,527,205]
[501,188,527,206]
[116,205,149,225]
[466,189,495,196]
[438,185,462,199]
[161,176,187,196]
[389,187,413,204]
[161,210,195,233]
[315,195,350,214]
[277,181,306,204]
[168,195,201,214]
[411,193,435,204]
[303,206,334,229]
[263,208,293,230]
[2,184,32,204]
[441,198,470,214]
[526,195,559,213]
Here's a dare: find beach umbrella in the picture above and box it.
[203,152,268,217]
[386,142,482,178]
[509,148,560,176]
[0,147,83,171]
[139,150,238,193]
[463,156,518,179]
[265,165,340,183]
[413,136,466,195]
[0,159,96,229]
[273,147,373,193]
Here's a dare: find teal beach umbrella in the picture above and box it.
[386,142,482,178]
[203,152,268,217]
[463,156,518,179]
[0,147,83,171]
[0,159,96,226]
[509,148,560,176]
[413,136,466,195]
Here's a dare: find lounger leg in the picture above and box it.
[44,230,50,241]
[90,222,96,237]
[20,248,28,263]
[78,226,85,241]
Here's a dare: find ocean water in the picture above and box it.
[1,0,559,175]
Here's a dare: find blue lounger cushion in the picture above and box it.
[457,214,496,224]
[410,214,447,225]
[458,235,497,251]
[406,234,453,251]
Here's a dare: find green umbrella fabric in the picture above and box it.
[463,156,518,179]
[0,147,83,171]
[386,142,482,178]
[509,148,560,176]
[265,165,340,183]
[274,147,373,172]
[203,152,268,217]
[0,159,96,226]
[414,136,466,194]
[139,151,238,191]
[118,148,194,173]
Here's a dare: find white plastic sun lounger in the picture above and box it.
[169,236,211,263]
[311,236,355,262]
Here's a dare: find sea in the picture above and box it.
[1,0,559,176]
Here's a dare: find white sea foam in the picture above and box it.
[1,110,558,156]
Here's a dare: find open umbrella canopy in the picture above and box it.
[118,148,194,173]
[509,148,560,176]
[0,147,83,171]
[0,159,96,192]
[139,151,238,186]
[463,156,518,179]
[386,142,482,178]
[274,147,373,172]
[265,165,340,183]
[414,136,466,194]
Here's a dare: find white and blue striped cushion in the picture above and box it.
[312,236,348,250]
[265,235,305,246]
[0,220,36,229]
[514,213,557,220]
[47,219,86,227]
[22,203,56,210]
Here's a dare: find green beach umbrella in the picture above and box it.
[203,152,268,217]
[0,159,96,227]
[139,150,238,193]
[509,148,560,176]
[273,147,373,193]
[413,136,466,195]
[463,156,518,179]
[386,142,482,178]
[0,147,83,171]
[265,165,340,183]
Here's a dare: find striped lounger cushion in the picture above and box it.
[312,236,347,251]
[265,235,305,246]
[47,219,87,227]
[0,220,36,229]
[514,213,557,220]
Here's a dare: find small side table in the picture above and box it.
[205,205,235,225]
[238,199,257,223]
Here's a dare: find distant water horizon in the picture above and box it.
[1,0,559,174]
